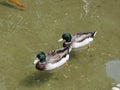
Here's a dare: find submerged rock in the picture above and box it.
[112,84,120,90]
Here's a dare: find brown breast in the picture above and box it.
[36,62,45,71]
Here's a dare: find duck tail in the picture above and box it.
[91,31,97,38]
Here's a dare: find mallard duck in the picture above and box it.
[34,47,70,71]
[58,32,97,49]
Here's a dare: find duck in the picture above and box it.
[8,0,25,9]
[58,31,97,49]
[34,46,70,71]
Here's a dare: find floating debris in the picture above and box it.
[8,0,25,9]
[63,74,68,78]
[112,84,120,90]
[106,60,120,83]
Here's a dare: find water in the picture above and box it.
[83,0,89,15]
[0,0,120,90]
[106,60,120,83]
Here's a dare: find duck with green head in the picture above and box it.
[58,32,97,49]
[34,47,70,71]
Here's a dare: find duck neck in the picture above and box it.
[63,42,71,48]
[65,38,71,42]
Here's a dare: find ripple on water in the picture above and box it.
[106,60,120,83]
[83,0,89,15]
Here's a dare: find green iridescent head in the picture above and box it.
[36,52,46,63]
[62,33,72,42]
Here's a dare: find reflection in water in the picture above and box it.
[106,60,120,83]
[20,71,53,87]
[83,0,89,15]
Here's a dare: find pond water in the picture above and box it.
[0,0,120,90]
[106,60,120,84]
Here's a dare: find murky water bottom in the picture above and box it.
[0,0,120,90]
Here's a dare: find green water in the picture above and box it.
[0,0,120,90]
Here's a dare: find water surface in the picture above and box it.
[106,60,120,84]
[0,0,120,90]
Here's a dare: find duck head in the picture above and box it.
[58,33,72,42]
[34,52,46,71]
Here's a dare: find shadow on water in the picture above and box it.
[20,71,53,87]
[0,1,23,10]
